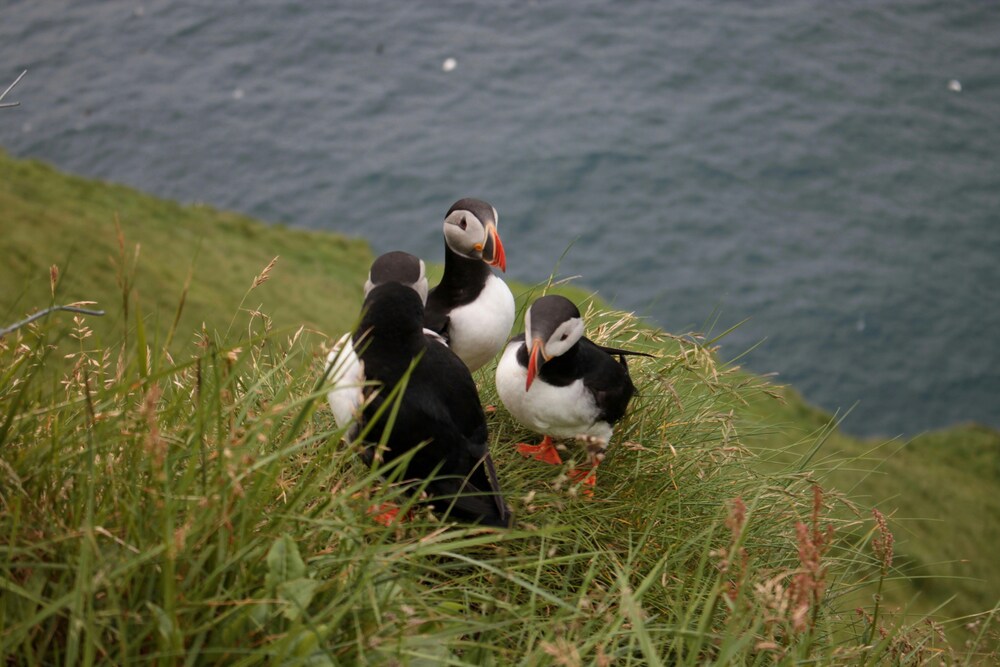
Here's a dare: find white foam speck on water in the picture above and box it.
[948,79,962,92]
[232,88,245,100]
[442,57,457,72]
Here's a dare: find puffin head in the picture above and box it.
[523,294,585,390]
[363,251,429,305]
[442,198,507,272]
[361,282,426,340]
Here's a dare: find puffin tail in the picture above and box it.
[478,452,514,527]
[429,454,513,528]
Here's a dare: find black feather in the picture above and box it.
[356,283,512,527]
[596,344,656,359]
[424,242,491,339]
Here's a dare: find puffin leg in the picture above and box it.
[516,435,563,465]
[567,443,605,497]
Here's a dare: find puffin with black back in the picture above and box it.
[326,251,441,441]
[424,198,515,371]
[347,274,512,527]
[495,294,652,492]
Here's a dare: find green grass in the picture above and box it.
[6,290,990,665]
[741,384,1000,628]
[2,150,999,663]
[0,149,372,348]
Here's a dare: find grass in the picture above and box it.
[1,149,999,663]
[741,384,1000,628]
[0,149,372,350]
[4,279,993,665]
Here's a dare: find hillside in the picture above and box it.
[0,151,373,347]
[2,149,998,661]
[742,384,1000,624]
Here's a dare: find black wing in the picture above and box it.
[576,337,637,425]
[362,338,511,527]
[420,341,511,525]
[426,442,512,528]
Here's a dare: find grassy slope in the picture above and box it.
[742,384,1000,623]
[1,150,372,348]
[2,150,998,660]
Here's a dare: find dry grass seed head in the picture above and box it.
[142,384,167,475]
[786,485,834,634]
[541,636,582,667]
[252,255,279,289]
[871,507,894,574]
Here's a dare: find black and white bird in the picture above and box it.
[424,198,515,372]
[328,253,511,527]
[326,251,442,441]
[495,294,649,490]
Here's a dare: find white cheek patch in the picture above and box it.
[545,317,584,358]
[442,220,465,252]
[443,210,485,258]
[524,308,533,344]
[469,218,486,250]
[415,260,429,305]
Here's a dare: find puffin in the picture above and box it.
[495,294,650,491]
[424,198,515,372]
[326,251,441,441]
[328,253,512,527]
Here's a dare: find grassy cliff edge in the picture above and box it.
[2,150,997,663]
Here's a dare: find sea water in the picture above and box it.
[2,0,998,436]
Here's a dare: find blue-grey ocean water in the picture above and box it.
[2,1,998,437]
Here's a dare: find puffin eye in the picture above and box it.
[560,333,569,341]
[459,217,468,231]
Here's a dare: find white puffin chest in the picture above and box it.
[495,342,613,441]
[446,274,515,371]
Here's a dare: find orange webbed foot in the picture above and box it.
[567,465,597,498]
[515,435,563,465]
[367,502,406,526]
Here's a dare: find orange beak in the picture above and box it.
[482,223,507,272]
[525,338,544,390]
